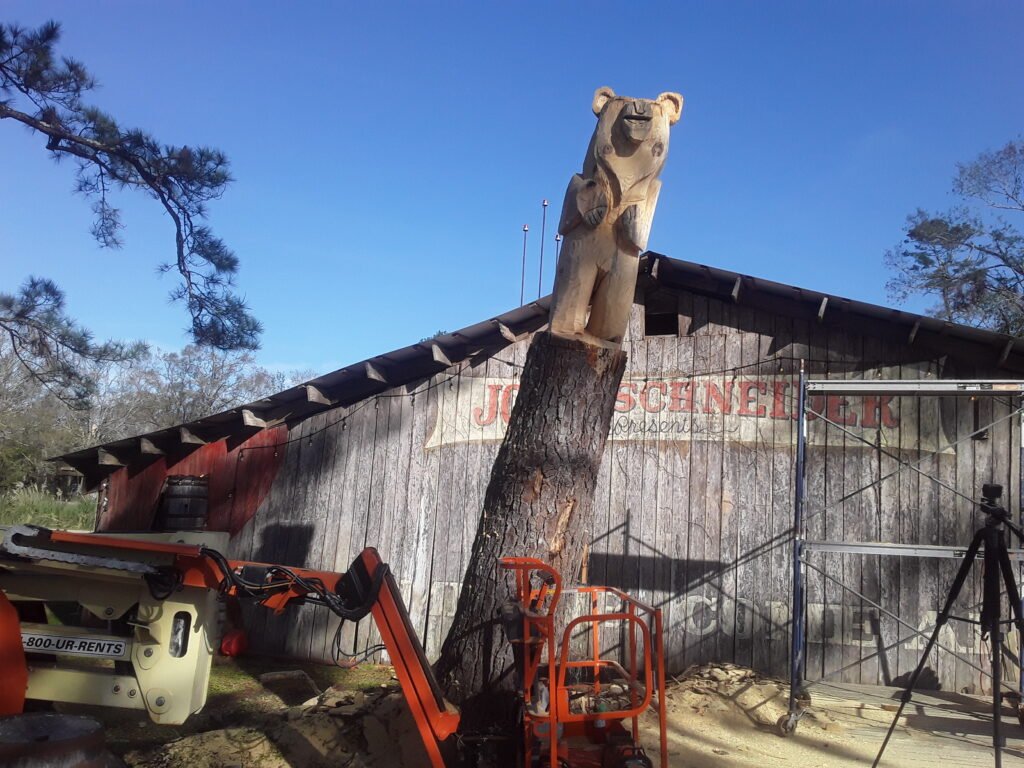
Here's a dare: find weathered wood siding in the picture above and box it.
[227,288,1019,693]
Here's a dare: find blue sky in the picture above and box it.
[2,2,1022,375]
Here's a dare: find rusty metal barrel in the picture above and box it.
[0,713,108,767]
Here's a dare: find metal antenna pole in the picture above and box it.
[555,233,562,264]
[537,200,548,299]
[520,224,529,306]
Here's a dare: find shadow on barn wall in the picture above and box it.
[244,523,315,655]
[253,522,314,568]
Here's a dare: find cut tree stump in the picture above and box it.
[434,331,627,731]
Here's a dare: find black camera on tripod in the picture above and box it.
[983,483,1003,504]
[873,481,1024,768]
[981,483,1012,526]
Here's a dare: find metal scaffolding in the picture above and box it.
[782,373,1024,734]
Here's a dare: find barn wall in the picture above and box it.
[100,425,288,533]
[106,287,1021,693]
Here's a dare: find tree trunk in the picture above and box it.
[434,331,626,732]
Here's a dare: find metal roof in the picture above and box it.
[645,253,1024,372]
[56,252,1024,482]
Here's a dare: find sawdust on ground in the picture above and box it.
[639,663,880,767]
[100,661,908,767]
[122,687,424,768]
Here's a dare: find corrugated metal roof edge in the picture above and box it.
[646,252,1023,372]
[54,252,1023,479]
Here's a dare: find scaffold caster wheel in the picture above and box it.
[776,712,800,737]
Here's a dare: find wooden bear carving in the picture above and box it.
[549,86,683,345]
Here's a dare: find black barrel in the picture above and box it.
[153,475,208,531]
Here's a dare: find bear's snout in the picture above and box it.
[620,102,655,144]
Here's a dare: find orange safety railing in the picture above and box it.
[501,557,562,768]
[500,557,668,768]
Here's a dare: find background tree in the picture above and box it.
[0,339,73,490]
[130,345,299,431]
[0,339,304,493]
[886,138,1024,334]
[0,278,144,409]
[1,21,259,405]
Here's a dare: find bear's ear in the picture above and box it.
[657,92,684,125]
[592,86,616,116]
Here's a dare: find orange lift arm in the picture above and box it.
[0,526,459,768]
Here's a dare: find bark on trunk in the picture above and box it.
[434,331,626,732]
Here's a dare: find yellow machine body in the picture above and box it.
[0,530,224,724]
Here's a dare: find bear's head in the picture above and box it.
[593,87,682,143]
[588,87,683,196]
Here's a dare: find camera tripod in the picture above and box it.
[873,484,1024,768]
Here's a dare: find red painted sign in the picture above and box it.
[428,375,908,449]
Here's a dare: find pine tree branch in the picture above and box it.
[0,21,260,351]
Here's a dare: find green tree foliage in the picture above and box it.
[0,20,260,403]
[0,340,78,490]
[0,278,144,408]
[886,139,1024,335]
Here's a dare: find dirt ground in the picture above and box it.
[641,663,878,767]
[52,658,405,768]
[54,659,898,767]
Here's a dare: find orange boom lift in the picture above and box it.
[0,525,666,767]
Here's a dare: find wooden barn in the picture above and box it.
[58,252,1024,694]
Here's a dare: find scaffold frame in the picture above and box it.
[783,372,1024,734]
